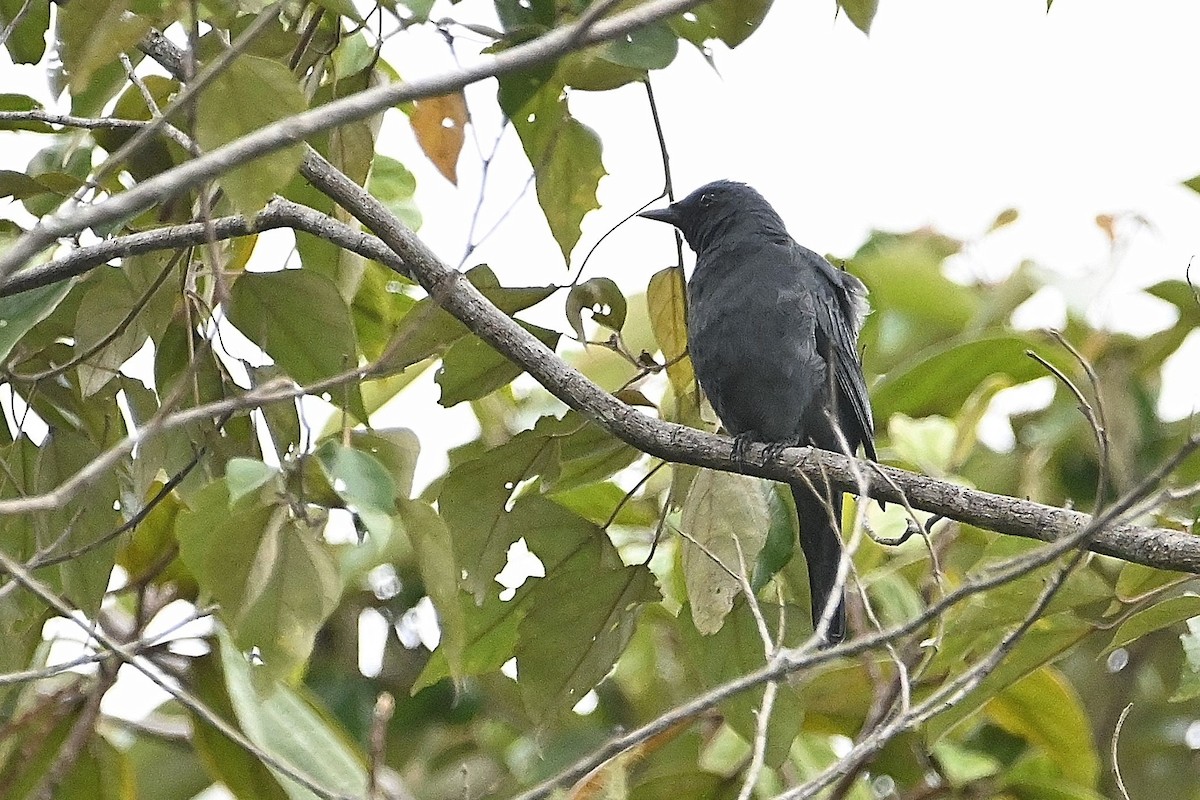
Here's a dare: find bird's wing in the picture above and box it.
[797,245,877,461]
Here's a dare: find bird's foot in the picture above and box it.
[762,441,790,465]
[730,432,756,470]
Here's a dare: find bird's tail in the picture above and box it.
[790,480,846,645]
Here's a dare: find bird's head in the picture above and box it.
[638,180,786,252]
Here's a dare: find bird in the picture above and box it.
[639,180,876,645]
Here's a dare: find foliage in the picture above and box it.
[0,2,1197,800]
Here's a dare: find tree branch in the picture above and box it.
[291,153,1200,573]
[0,197,411,297]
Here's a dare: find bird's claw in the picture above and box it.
[762,441,789,464]
[731,432,755,469]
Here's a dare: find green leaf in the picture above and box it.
[366,155,421,230]
[500,78,605,263]
[190,654,291,800]
[1114,561,1188,602]
[541,412,640,493]
[435,322,559,407]
[0,0,49,64]
[125,723,214,800]
[1183,174,1200,194]
[985,667,1100,786]
[412,495,600,691]
[438,419,569,600]
[679,469,769,635]
[399,499,466,682]
[888,413,957,475]
[548,481,660,528]
[872,334,1069,421]
[0,280,71,363]
[678,600,805,766]
[57,0,151,92]
[0,169,51,200]
[312,0,363,22]
[516,536,657,721]
[226,458,280,505]
[926,613,1092,742]
[598,21,678,70]
[838,0,878,34]
[345,428,420,500]
[37,430,122,616]
[92,77,183,181]
[176,481,341,678]
[195,55,307,214]
[227,269,363,414]
[74,269,147,397]
[398,0,435,21]
[566,276,627,339]
[314,440,397,538]
[351,267,416,360]
[0,95,52,132]
[931,739,1001,786]
[116,480,192,590]
[670,0,773,48]
[314,65,374,191]
[217,630,369,798]
[752,484,796,590]
[849,229,968,360]
[372,265,554,375]
[1171,617,1200,702]
[1104,595,1200,653]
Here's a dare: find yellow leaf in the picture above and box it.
[410,91,468,184]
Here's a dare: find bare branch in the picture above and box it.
[0,197,411,297]
[1111,702,1133,800]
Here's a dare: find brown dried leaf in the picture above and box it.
[410,91,468,184]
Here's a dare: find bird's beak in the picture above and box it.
[638,205,681,226]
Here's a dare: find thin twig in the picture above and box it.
[737,678,777,800]
[26,445,205,570]
[0,197,412,298]
[1111,702,1133,800]
[0,0,35,48]
[367,692,395,800]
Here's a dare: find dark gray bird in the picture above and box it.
[640,180,876,644]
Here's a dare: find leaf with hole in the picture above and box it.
[566,277,627,339]
[410,91,468,184]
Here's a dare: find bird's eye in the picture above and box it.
[699,193,715,207]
